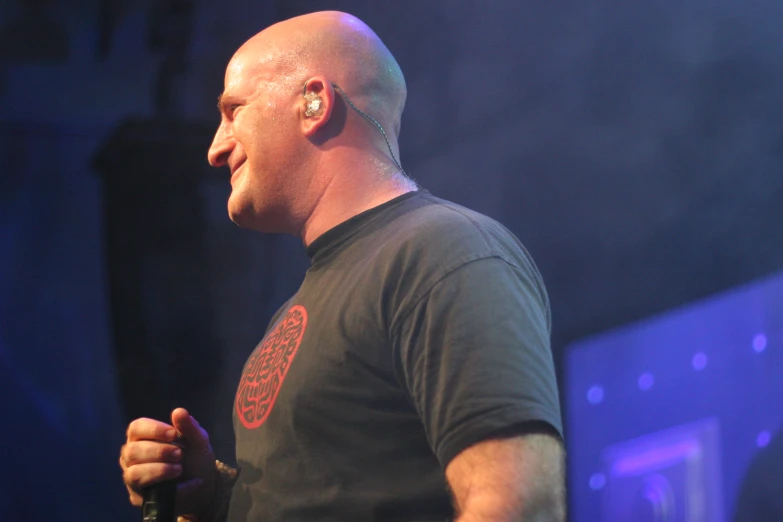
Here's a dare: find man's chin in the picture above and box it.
[227,195,253,228]
[227,199,282,234]
[227,202,254,229]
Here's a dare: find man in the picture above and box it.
[120,10,565,522]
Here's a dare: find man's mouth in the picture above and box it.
[230,161,246,184]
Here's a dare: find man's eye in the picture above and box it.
[230,105,240,114]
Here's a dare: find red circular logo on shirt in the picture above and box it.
[235,305,308,429]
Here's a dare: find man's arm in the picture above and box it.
[445,432,566,522]
[393,255,565,520]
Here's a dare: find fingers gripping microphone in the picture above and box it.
[142,480,177,522]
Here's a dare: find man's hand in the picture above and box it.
[120,408,218,518]
[445,432,566,522]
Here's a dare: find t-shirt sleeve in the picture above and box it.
[392,255,563,468]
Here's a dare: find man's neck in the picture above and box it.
[298,161,416,247]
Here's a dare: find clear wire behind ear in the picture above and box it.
[302,82,405,175]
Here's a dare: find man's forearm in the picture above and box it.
[455,504,565,522]
[446,434,566,522]
[454,490,565,522]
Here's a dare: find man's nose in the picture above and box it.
[208,126,233,167]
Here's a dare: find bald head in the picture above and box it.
[208,12,414,240]
[236,11,407,135]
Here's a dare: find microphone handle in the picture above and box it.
[142,480,177,522]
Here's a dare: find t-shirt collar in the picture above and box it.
[305,190,425,261]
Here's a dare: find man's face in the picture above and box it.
[207,50,304,232]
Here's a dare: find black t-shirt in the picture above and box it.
[228,190,562,522]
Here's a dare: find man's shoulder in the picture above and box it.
[405,192,498,223]
[386,192,524,260]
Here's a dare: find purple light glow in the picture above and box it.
[589,473,606,491]
[757,430,771,448]
[753,334,767,353]
[638,372,654,391]
[640,475,676,517]
[611,440,698,476]
[692,352,708,371]
[587,385,604,405]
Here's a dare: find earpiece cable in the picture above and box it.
[303,82,405,175]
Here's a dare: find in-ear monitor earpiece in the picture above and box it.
[303,90,323,117]
[301,81,405,175]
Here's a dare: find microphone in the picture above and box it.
[142,480,177,522]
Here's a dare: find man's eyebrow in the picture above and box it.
[217,93,247,110]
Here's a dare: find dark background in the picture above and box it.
[1,0,781,520]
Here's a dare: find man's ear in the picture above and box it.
[300,77,335,137]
